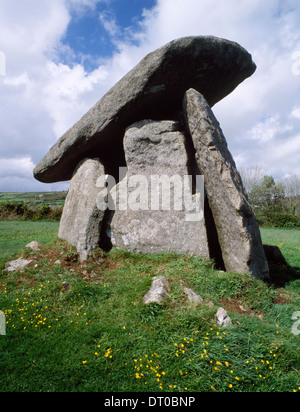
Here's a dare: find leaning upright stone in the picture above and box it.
[58,158,106,261]
[184,89,269,280]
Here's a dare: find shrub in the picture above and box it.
[39,205,51,218]
[256,211,300,228]
[0,202,62,221]
[15,203,28,216]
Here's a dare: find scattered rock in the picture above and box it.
[143,276,170,304]
[5,258,32,272]
[61,281,71,293]
[216,307,232,327]
[25,241,42,252]
[34,36,256,183]
[110,120,209,257]
[206,300,215,309]
[184,89,269,280]
[182,286,204,306]
[54,260,61,265]
[58,158,106,261]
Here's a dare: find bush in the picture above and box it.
[15,203,28,216]
[256,211,300,228]
[40,205,51,218]
[0,202,27,216]
[0,202,62,221]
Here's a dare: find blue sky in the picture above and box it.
[62,0,156,67]
[0,0,300,192]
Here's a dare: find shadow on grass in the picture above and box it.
[262,243,299,288]
[266,262,300,289]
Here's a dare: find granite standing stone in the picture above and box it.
[58,158,106,260]
[110,120,209,257]
[184,89,269,280]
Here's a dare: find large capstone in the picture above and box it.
[34,36,256,183]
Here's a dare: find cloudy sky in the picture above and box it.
[0,0,300,192]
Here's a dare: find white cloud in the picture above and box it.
[0,0,300,192]
[0,157,35,179]
[292,106,300,119]
[42,62,110,137]
[248,116,293,144]
[0,0,105,191]
[99,10,120,38]
[0,0,70,73]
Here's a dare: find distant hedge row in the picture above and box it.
[0,201,299,228]
[0,202,62,221]
[256,211,300,228]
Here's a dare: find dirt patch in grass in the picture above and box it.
[220,298,247,315]
[219,297,264,320]
[273,291,291,305]
[20,242,124,282]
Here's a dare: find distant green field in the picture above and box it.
[0,221,59,267]
[0,192,67,207]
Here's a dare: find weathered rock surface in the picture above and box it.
[5,258,32,272]
[110,120,209,257]
[184,89,269,280]
[58,158,106,261]
[143,276,170,304]
[26,241,42,252]
[183,287,204,306]
[34,36,256,183]
[216,307,232,327]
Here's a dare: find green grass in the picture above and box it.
[0,221,59,267]
[0,223,299,392]
[0,192,67,207]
